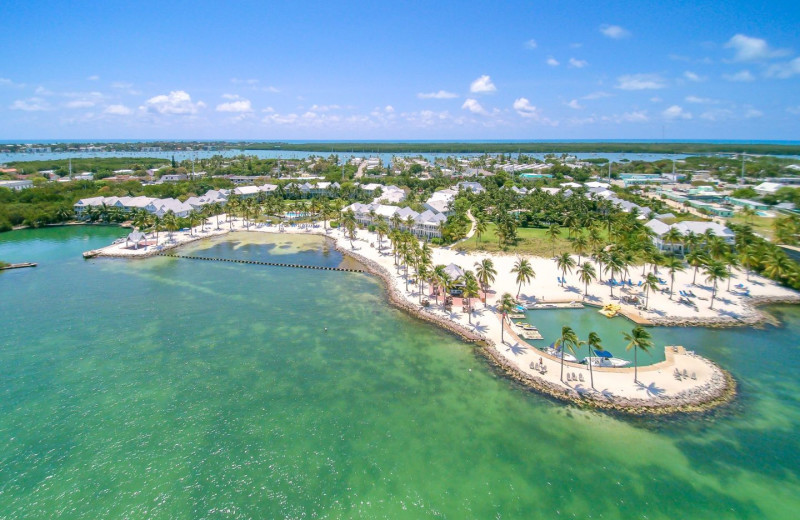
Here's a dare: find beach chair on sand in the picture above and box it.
[683,369,689,378]
[674,368,682,380]
[579,373,585,382]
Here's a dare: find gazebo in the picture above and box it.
[125,230,148,249]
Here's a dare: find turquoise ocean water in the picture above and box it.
[1,227,799,519]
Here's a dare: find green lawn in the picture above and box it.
[459,223,582,257]
[727,215,775,240]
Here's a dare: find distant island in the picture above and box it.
[3,140,800,156]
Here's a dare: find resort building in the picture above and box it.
[424,188,458,215]
[645,218,735,254]
[754,182,786,196]
[343,202,448,239]
[74,189,228,218]
[456,181,485,194]
[372,185,406,204]
[727,197,770,211]
[0,179,33,191]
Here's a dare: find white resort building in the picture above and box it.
[645,218,735,254]
[343,202,448,239]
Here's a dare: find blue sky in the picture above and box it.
[1,0,799,140]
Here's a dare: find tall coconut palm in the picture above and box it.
[572,233,589,264]
[739,244,759,282]
[546,223,561,257]
[416,263,430,303]
[555,326,578,383]
[463,271,481,324]
[577,261,596,299]
[622,326,653,384]
[586,332,603,390]
[555,252,576,287]
[642,272,660,309]
[474,213,488,246]
[686,249,708,285]
[432,264,448,305]
[662,255,685,299]
[604,249,625,297]
[187,210,202,236]
[375,219,389,250]
[725,251,741,292]
[498,292,517,344]
[511,257,535,298]
[663,227,684,256]
[475,258,497,307]
[762,247,792,282]
[704,260,729,309]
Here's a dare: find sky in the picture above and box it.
[1,0,799,141]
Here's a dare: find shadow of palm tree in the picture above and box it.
[507,342,528,356]
[636,381,665,396]
[599,388,615,399]
[472,322,489,334]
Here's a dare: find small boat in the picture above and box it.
[545,347,578,363]
[598,303,620,318]
[582,356,631,368]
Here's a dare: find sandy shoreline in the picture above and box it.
[86,216,800,414]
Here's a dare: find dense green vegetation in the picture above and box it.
[6,157,167,179]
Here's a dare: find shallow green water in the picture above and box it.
[1,227,799,519]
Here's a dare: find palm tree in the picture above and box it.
[586,332,603,390]
[725,251,741,292]
[686,249,707,285]
[375,219,389,250]
[741,206,757,224]
[342,210,357,247]
[642,272,660,309]
[604,249,625,297]
[622,326,653,383]
[432,264,448,305]
[762,248,792,282]
[662,256,685,299]
[555,326,578,383]
[577,262,596,299]
[704,260,729,309]
[739,244,759,282]
[555,252,576,287]
[511,257,535,298]
[572,233,589,264]
[472,213,486,245]
[151,215,163,244]
[546,223,561,257]
[187,210,202,236]
[663,227,683,256]
[161,211,179,241]
[416,263,430,303]
[499,293,517,344]
[475,258,497,307]
[463,271,481,324]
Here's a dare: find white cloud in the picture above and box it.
[745,108,763,118]
[700,109,733,121]
[725,34,790,62]
[385,105,394,113]
[600,24,630,39]
[104,104,132,115]
[663,105,692,120]
[546,57,560,66]
[787,106,800,115]
[66,100,95,109]
[216,98,253,113]
[569,58,588,68]
[650,97,662,103]
[144,90,205,115]
[683,71,705,82]
[309,104,341,112]
[87,75,99,81]
[418,90,458,99]
[0,77,25,88]
[9,98,49,111]
[462,98,487,115]
[35,86,53,96]
[566,99,583,109]
[616,74,666,90]
[111,81,133,89]
[582,91,611,100]
[723,70,755,82]
[766,57,800,79]
[469,75,496,93]
[513,97,540,118]
[603,111,649,124]
[685,95,718,104]
[524,39,537,49]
